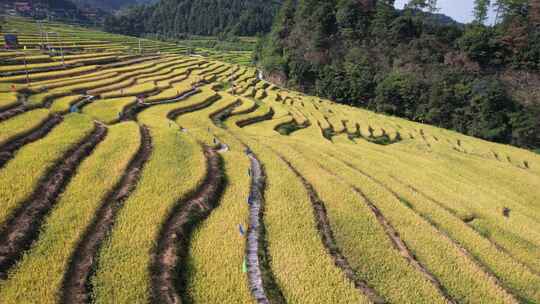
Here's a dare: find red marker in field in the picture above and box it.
[11,84,16,92]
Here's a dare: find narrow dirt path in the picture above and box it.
[121,88,202,121]
[71,95,96,112]
[209,100,242,128]
[276,154,386,304]
[328,154,519,304]
[0,114,63,169]
[245,150,286,304]
[390,176,540,282]
[306,151,457,303]
[60,125,152,304]
[351,186,456,304]
[236,109,275,128]
[150,146,225,304]
[166,94,220,121]
[0,123,107,280]
[0,105,32,123]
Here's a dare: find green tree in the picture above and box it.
[457,25,507,66]
[370,0,398,41]
[315,48,376,106]
[105,0,281,37]
[256,0,540,150]
[406,0,439,13]
[467,79,513,142]
[493,0,529,22]
[374,72,426,119]
[509,105,540,148]
[256,0,296,74]
[473,0,492,24]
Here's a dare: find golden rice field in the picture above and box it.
[0,17,539,304]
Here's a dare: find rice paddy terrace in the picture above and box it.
[0,17,539,304]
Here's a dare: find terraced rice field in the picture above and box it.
[0,17,539,304]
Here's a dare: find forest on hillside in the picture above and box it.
[256,0,540,150]
[103,0,281,37]
[0,0,78,10]
[71,0,153,11]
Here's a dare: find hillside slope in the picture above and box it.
[0,16,539,304]
[0,0,79,10]
[71,0,154,11]
[257,0,540,151]
[104,0,281,37]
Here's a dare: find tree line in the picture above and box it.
[255,0,540,150]
[103,0,281,37]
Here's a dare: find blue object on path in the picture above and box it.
[238,224,245,236]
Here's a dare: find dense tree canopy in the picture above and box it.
[256,0,540,150]
[104,0,281,37]
[72,0,154,11]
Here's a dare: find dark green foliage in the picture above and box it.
[374,72,426,119]
[8,0,91,21]
[171,37,255,52]
[473,0,491,24]
[389,15,424,42]
[103,5,149,36]
[20,0,80,10]
[508,105,540,148]
[315,48,377,106]
[72,0,154,11]
[104,0,281,37]
[276,122,306,135]
[457,25,508,66]
[256,0,540,150]
[467,79,513,142]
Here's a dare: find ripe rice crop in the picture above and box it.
[49,95,84,113]
[91,105,206,303]
[0,122,140,304]
[0,114,94,228]
[83,97,137,124]
[0,109,50,146]
[0,92,19,110]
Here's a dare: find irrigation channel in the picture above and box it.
[245,150,273,304]
[215,124,283,303]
